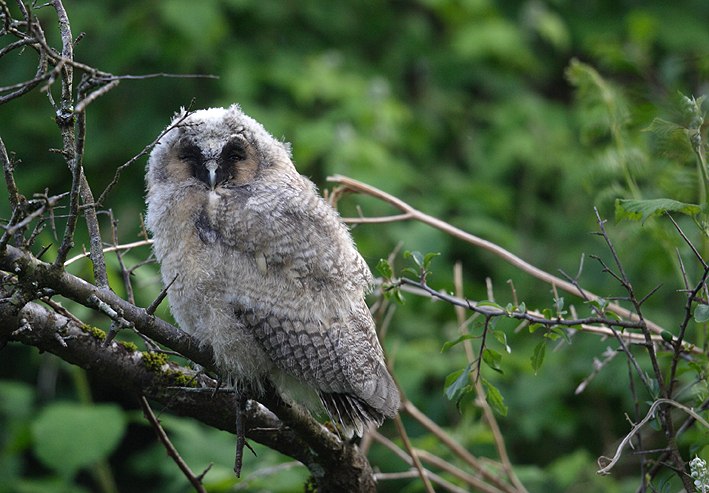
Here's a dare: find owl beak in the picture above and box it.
[205,160,218,189]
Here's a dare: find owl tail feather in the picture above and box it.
[318,391,386,439]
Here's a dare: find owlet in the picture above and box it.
[145,104,400,438]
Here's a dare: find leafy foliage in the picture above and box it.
[3,0,709,492]
[32,402,127,477]
[615,198,704,225]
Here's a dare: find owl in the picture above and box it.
[145,104,400,440]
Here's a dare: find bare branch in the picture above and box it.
[74,78,119,113]
[393,414,435,493]
[0,254,379,490]
[65,239,153,266]
[138,396,208,493]
[401,400,519,493]
[371,431,481,493]
[327,175,669,336]
[597,398,709,475]
[93,99,196,208]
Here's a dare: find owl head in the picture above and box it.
[147,104,294,190]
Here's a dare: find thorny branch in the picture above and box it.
[591,210,692,491]
[396,277,697,353]
[328,174,709,491]
[327,175,670,336]
[597,398,709,475]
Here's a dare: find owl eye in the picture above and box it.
[222,140,247,163]
[179,144,202,164]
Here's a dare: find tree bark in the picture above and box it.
[0,244,377,492]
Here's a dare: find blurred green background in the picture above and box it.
[2,0,709,491]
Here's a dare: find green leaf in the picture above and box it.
[32,402,127,476]
[531,339,546,374]
[549,327,572,344]
[660,330,674,343]
[529,323,543,333]
[586,298,609,312]
[442,334,478,352]
[492,329,511,353]
[647,377,660,399]
[404,250,424,267]
[423,252,440,269]
[476,301,504,311]
[481,378,508,416]
[402,267,419,278]
[376,258,393,279]
[382,283,406,305]
[482,349,503,373]
[615,198,702,225]
[444,362,473,401]
[695,304,709,323]
[688,361,705,376]
[393,289,406,305]
[643,117,685,138]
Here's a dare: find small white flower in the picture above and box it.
[690,456,709,492]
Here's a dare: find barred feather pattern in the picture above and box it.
[239,306,398,437]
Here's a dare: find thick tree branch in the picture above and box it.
[0,243,377,491]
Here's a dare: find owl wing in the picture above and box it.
[215,174,399,433]
[245,306,399,435]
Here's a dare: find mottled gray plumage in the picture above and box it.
[145,105,400,436]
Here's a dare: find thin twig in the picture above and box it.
[393,414,435,493]
[415,449,507,493]
[146,274,177,316]
[575,347,619,395]
[396,282,701,353]
[667,213,708,269]
[137,395,209,493]
[371,431,477,493]
[93,100,196,207]
[95,73,219,81]
[669,265,709,396]
[597,398,709,475]
[108,210,133,304]
[402,400,519,493]
[65,239,153,266]
[1,194,66,244]
[74,78,119,113]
